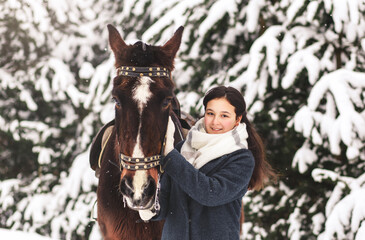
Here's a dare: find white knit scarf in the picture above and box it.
[180,118,249,169]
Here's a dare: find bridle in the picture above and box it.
[114,65,171,172]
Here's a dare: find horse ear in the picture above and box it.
[107,24,127,59]
[162,26,184,60]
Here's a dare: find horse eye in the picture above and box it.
[162,97,172,108]
[112,97,121,108]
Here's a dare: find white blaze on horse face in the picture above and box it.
[133,170,148,202]
[132,76,153,158]
[130,76,153,205]
[133,76,153,115]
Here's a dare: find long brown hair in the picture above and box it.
[203,86,276,190]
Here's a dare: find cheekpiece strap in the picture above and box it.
[117,66,170,78]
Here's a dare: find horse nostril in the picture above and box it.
[143,176,156,197]
[120,177,133,197]
[144,177,152,188]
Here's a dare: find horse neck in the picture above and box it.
[98,204,163,240]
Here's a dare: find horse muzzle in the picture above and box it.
[120,173,157,210]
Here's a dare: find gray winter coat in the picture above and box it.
[155,142,255,240]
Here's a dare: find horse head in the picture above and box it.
[107,24,183,210]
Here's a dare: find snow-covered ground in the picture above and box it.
[0,228,54,240]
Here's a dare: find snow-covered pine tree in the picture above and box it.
[1,0,364,239]
[0,0,112,238]
[232,1,365,239]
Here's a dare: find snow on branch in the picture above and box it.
[84,57,114,111]
[313,170,365,239]
[281,42,322,89]
[246,0,266,33]
[230,25,284,107]
[0,179,21,210]
[281,25,329,89]
[312,168,355,186]
[323,0,365,41]
[4,151,98,239]
[292,141,318,173]
[189,0,238,59]
[293,69,365,160]
[0,228,53,240]
[142,0,204,45]
[33,58,87,107]
[318,186,365,240]
[282,0,365,43]
[230,22,328,110]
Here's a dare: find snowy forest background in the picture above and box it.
[1,0,365,239]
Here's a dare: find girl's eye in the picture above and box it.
[206,112,214,116]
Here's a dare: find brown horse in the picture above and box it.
[89,24,185,240]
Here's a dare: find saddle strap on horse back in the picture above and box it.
[98,125,114,169]
[89,119,115,177]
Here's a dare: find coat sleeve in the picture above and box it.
[161,149,255,207]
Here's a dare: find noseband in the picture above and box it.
[116,65,170,172]
[120,154,161,170]
[119,136,166,171]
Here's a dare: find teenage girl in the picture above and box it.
[140,86,276,240]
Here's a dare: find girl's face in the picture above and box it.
[204,98,242,134]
